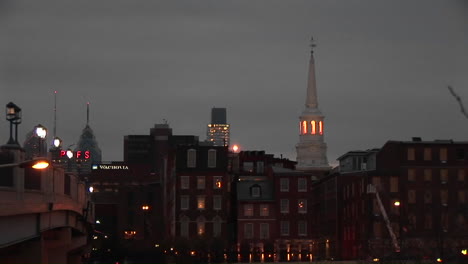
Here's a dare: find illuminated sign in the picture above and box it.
[92,164,129,170]
[60,150,90,159]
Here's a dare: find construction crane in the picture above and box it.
[367,184,401,253]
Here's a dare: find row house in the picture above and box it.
[312,139,468,263]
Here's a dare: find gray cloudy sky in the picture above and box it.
[1,0,467,165]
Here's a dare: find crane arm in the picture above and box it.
[368,184,400,253]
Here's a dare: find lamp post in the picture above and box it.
[393,200,402,258]
[5,102,22,146]
[142,205,150,239]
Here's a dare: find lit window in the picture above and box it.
[298,199,307,213]
[187,149,196,168]
[208,149,217,168]
[298,178,307,192]
[458,191,466,204]
[424,169,432,182]
[213,176,222,189]
[260,204,269,216]
[197,176,205,189]
[260,223,269,239]
[302,121,307,134]
[244,204,253,216]
[197,217,205,235]
[407,148,415,161]
[280,199,289,213]
[181,195,189,210]
[180,176,189,189]
[311,120,316,134]
[424,148,432,160]
[458,170,466,181]
[244,223,253,239]
[319,121,323,135]
[213,195,222,210]
[440,148,447,162]
[197,196,205,210]
[390,177,398,192]
[280,178,289,192]
[440,169,448,183]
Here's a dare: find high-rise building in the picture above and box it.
[74,103,102,174]
[207,108,230,146]
[296,39,330,172]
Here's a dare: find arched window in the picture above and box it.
[196,216,206,236]
[213,216,222,237]
[319,121,323,135]
[311,121,316,135]
[180,216,189,238]
[208,149,217,168]
[187,149,196,168]
[302,121,307,134]
[299,122,302,135]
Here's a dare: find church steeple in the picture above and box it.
[296,37,330,172]
[305,37,318,109]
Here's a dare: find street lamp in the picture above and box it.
[5,102,22,146]
[52,137,62,148]
[0,158,49,169]
[34,124,47,157]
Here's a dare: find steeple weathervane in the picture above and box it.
[310,36,316,53]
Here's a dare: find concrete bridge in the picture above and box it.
[0,147,94,263]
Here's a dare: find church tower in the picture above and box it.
[296,38,330,172]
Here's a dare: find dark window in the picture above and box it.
[64,174,71,195]
[128,191,135,206]
[456,148,466,160]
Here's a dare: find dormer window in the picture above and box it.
[251,185,261,198]
[207,149,217,168]
[187,149,196,168]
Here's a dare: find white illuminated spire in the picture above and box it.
[296,37,330,172]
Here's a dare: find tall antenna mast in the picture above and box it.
[87,102,90,126]
[53,91,57,138]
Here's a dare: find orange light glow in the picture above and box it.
[32,161,49,169]
[232,144,240,153]
[311,121,316,134]
[302,121,307,134]
[142,205,150,210]
[437,258,443,263]
[462,249,468,255]
[215,180,222,188]
[319,121,323,135]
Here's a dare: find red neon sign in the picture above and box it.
[60,150,91,159]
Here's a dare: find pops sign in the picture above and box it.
[60,150,91,159]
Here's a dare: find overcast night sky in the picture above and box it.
[1,0,467,165]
